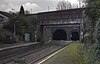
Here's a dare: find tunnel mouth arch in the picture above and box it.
[71,31,79,41]
[53,29,67,40]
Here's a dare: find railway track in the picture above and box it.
[0,41,70,64]
[0,44,51,64]
[29,45,67,64]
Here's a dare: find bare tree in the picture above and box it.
[56,0,72,10]
[78,0,87,8]
[82,0,88,3]
[72,3,78,9]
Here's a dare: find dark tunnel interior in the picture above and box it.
[53,29,67,40]
[71,31,79,41]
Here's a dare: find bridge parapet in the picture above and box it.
[39,19,83,26]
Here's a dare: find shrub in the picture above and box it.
[0,29,13,44]
[83,44,97,64]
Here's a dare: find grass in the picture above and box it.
[42,43,84,64]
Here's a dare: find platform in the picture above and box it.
[0,42,40,51]
[0,42,41,61]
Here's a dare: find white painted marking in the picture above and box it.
[0,42,39,51]
[34,46,68,64]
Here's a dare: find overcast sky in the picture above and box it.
[0,0,79,13]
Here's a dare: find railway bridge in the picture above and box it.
[36,8,84,43]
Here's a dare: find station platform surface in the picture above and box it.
[0,42,39,51]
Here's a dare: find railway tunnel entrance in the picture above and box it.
[71,31,79,41]
[53,29,67,40]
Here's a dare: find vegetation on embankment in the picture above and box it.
[84,0,100,64]
[42,43,84,64]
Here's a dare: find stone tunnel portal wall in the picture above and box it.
[42,24,81,43]
[37,8,84,43]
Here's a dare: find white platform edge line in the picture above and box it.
[0,42,39,51]
[36,46,68,64]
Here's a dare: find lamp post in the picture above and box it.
[12,9,16,39]
[14,22,16,38]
